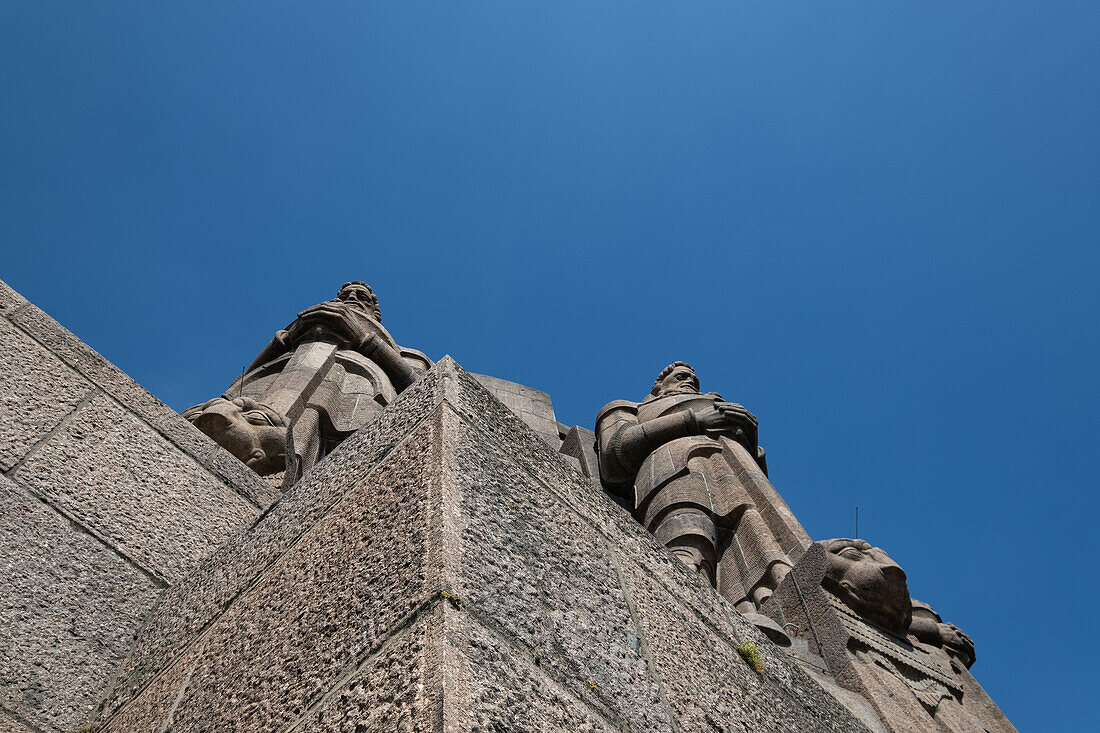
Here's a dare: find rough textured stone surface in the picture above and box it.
[103,413,440,731]
[98,358,870,732]
[294,611,436,731]
[13,392,258,583]
[0,278,27,316]
[0,708,36,733]
[0,282,324,731]
[5,294,275,509]
[443,609,617,733]
[0,317,93,470]
[98,365,445,719]
[442,406,673,731]
[473,372,562,448]
[0,475,160,733]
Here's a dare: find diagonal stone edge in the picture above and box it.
[431,361,872,731]
[0,278,275,509]
[94,363,454,725]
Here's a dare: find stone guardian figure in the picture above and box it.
[183,281,431,488]
[595,362,810,614]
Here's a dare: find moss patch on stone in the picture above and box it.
[736,640,765,675]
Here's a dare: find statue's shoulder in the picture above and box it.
[596,399,639,428]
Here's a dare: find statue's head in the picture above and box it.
[651,362,700,397]
[820,539,912,632]
[336,281,382,322]
[182,396,288,475]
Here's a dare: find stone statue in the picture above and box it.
[183,281,431,488]
[821,538,912,632]
[763,539,1016,733]
[596,362,810,614]
[909,598,976,670]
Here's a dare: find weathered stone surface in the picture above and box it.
[0,475,159,733]
[441,405,673,731]
[99,358,870,732]
[5,297,275,509]
[0,316,93,470]
[616,550,858,732]
[104,413,440,731]
[0,278,27,316]
[443,609,618,732]
[98,364,445,719]
[0,708,36,733]
[13,393,258,582]
[473,372,561,448]
[294,610,436,731]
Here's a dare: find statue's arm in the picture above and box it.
[596,402,702,490]
[360,334,419,392]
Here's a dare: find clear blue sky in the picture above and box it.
[2,3,1097,729]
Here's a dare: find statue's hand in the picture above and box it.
[713,401,759,445]
[695,404,731,432]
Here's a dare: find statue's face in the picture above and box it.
[183,397,287,475]
[821,539,912,632]
[336,282,381,321]
[656,366,700,397]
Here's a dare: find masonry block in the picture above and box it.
[13,393,258,583]
[0,476,160,733]
[0,317,92,470]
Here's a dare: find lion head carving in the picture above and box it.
[821,538,912,633]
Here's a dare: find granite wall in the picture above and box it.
[0,279,275,732]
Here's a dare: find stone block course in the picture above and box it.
[99,365,446,719]
[13,392,258,583]
[6,298,274,509]
[0,316,93,470]
[0,476,160,733]
[441,405,673,731]
[293,610,436,732]
[103,410,441,731]
[443,609,618,733]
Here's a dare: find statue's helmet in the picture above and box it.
[820,539,912,633]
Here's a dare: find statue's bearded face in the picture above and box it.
[182,397,288,475]
[336,282,382,321]
[656,366,701,397]
[821,539,912,632]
